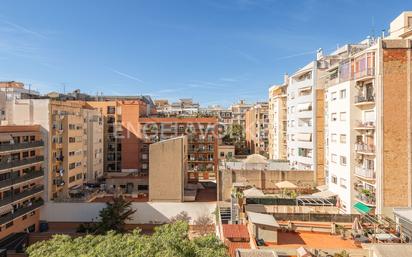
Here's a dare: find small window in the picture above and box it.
[340,89,346,99]
[340,112,346,121]
[331,92,337,101]
[331,134,337,143]
[340,156,347,166]
[340,178,347,188]
[340,134,346,144]
[331,175,337,184]
[331,113,337,121]
[331,154,337,163]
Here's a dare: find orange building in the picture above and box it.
[0,125,44,239]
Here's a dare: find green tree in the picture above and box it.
[77,196,136,234]
[27,221,228,257]
[95,196,136,234]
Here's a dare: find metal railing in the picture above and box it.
[0,156,44,171]
[0,170,44,189]
[354,95,375,104]
[354,143,375,154]
[0,141,44,152]
[355,120,375,129]
[0,185,44,208]
[0,199,44,225]
[355,166,375,179]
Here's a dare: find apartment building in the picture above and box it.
[323,11,412,215]
[230,100,252,127]
[86,100,153,173]
[200,105,233,129]
[139,117,219,182]
[149,136,188,202]
[0,125,45,239]
[286,57,325,185]
[245,102,269,155]
[0,81,39,100]
[268,76,288,160]
[154,98,199,116]
[1,95,104,200]
[83,108,104,183]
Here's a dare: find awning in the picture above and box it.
[354,202,371,214]
[275,181,297,189]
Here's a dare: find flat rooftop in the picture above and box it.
[266,231,360,250]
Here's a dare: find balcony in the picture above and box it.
[355,191,376,206]
[0,141,44,153]
[354,166,375,180]
[354,143,375,155]
[0,170,44,189]
[0,199,44,225]
[0,156,44,171]
[354,121,375,131]
[354,95,375,107]
[0,185,44,208]
[353,68,375,81]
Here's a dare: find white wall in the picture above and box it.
[40,202,216,225]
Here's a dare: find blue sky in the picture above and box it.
[0,0,410,107]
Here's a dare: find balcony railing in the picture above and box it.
[354,95,375,105]
[0,141,44,152]
[0,170,44,189]
[0,199,44,225]
[355,143,375,155]
[355,166,375,179]
[355,193,376,206]
[353,68,375,80]
[0,156,44,171]
[355,121,375,130]
[0,185,44,208]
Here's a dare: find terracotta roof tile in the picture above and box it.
[227,242,251,257]
[222,224,250,240]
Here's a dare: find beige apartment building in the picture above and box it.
[1,94,104,200]
[0,125,45,239]
[268,77,288,160]
[245,102,269,155]
[149,136,187,202]
[230,100,253,127]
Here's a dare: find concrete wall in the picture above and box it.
[40,202,216,225]
[149,136,187,202]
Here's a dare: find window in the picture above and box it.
[76,173,82,180]
[340,178,347,188]
[340,134,347,144]
[331,154,337,163]
[340,89,346,99]
[69,137,75,143]
[69,163,76,170]
[340,156,347,166]
[69,176,75,183]
[331,134,337,143]
[220,152,224,157]
[142,154,148,160]
[331,175,337,184]
[142,163,148,169]
[340,112,346,121]
[331,92,337,101]
[331,113,337,121]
